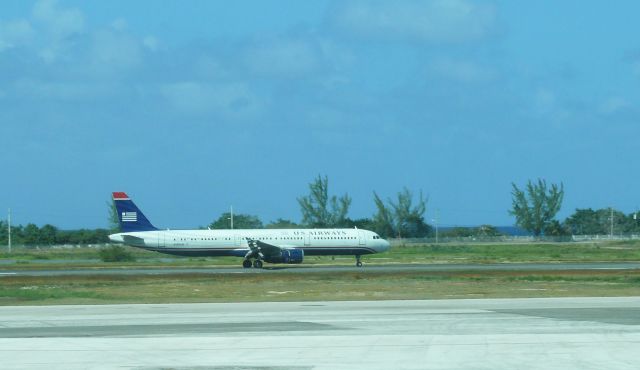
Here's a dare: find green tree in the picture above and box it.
[477,225,502,237]
[543,220,570,236]
[0,220,6,245]
[441,227,474,237]
[342,217,374,230]
[372,188,431,238]
[625,212,640,233]
[563,208,603,234]
[22,223,40,246]
[372,192,395,237]
[298,175,352,227]
[39,224,58,245]
[209,213,263,229]
[441,225,502,238]
[265,218,299,229]
[509,179,564,237]
[107,199,120,232]
[389,188,430,238]
[563,208,633,235]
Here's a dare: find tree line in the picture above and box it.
[0,221,111,247]
[510,178,640,236]
[207,175,432,238]
[2,176,639,247]
[210,176,640,238]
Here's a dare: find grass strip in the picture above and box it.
[1,269,639,306]
[2,240,640,270]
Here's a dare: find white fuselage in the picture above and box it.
[109,228,390,257]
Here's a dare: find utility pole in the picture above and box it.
[432,209,439,244]
[7,208,11,254]
[610,207,614,239]
[229,205,234,229]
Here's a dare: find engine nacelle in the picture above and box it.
[265,249,304,264]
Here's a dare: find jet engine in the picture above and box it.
[265,249,304,264]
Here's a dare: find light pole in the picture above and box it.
[610,207,614,239]
[7,208,11,254]
[432,209,439,244]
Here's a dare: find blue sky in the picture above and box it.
[2,0,639,229]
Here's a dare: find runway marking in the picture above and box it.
[0,273,17,275]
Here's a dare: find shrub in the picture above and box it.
[99,245,135,262]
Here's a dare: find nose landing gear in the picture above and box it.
[355,255,363,267]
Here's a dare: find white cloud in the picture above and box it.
[194,57,230,80]
[427,58,495,83]
[142,36,159,51]
[531,88,571,122]
[598,97,629,115]
[110,18,128,32]
[32,0,85,39]
[0,19,34,51]
[244,38,321,78]
[240,34,354,83]
[90,29,142,71]
[533,88,556,114]
[29,0,85,63]
[331,0,496,43]
[632,61,640,78]
[12,79,117,101]
[160,81,263,119]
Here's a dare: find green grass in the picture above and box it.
[378,241,640,263]
[1,269,639,305]
[1,240,640,270]
[3,241,639,306]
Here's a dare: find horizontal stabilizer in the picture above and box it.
[122,235,146,246]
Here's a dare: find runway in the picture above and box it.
[1,261,640,276]
[1,297,639,369]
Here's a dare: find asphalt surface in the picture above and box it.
[1,298,639,369]
[1,262,640,276]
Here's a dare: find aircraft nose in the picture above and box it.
[379,239,391,252]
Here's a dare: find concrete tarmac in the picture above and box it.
[1,297,639,369]
[2,261,640,276]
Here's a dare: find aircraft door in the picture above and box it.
[157,231,165,248]
[358,230,366,245]
[304,233,310,246]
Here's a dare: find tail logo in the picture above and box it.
[122,212,138,222]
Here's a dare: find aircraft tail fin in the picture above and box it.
[112,192,158,232]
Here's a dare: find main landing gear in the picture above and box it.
[355,255,363,267]
[242,259,263,269]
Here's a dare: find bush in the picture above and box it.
[99,245,135,262]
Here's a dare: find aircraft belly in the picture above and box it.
[303,247,376,256]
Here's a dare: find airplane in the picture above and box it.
[108,192,390,268]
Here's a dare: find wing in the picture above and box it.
[246,238,296,261]
[246,238,294,259]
